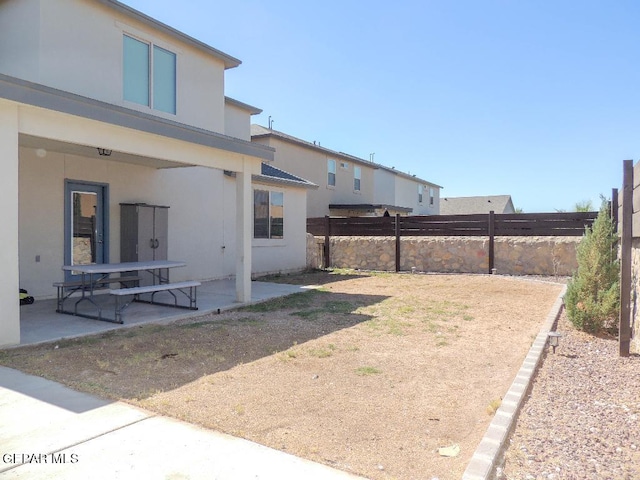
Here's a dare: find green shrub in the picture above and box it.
[565,201,619,333]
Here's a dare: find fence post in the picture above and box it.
[611,187,619,232]
[619,161,632,357]
[488,210,495,274]
[395,214,401,272]
[323,215,331,269]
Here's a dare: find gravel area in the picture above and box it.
[499,311,640,480]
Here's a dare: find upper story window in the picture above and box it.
[327,159,336,187]
[418,184,424,203]
[254,190,284,239]
[354,166,361,192]
[340,162,349,170]
[429,187,435,205]
[123,34,176,114]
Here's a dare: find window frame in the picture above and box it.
[327,159,336,187]
[429,187,435,206]
[123,33,177,115]
[253,189,284,240]
[418,184,424,204]
[354,166,361,192]
[269,191,284,239]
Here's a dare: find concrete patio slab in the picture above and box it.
[17,279,307,346]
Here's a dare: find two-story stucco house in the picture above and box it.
[251,125,441,218]
[0,0,315,346]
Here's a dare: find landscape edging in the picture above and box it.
[461,284,567,480]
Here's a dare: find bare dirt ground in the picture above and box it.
[500,310,640,480]
[0,271,563,480]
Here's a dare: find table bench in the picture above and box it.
[54,276,143,313]
[58,261,190,322]
[110,280,200,323]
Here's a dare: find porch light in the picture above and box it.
[547,332,562,353]
[97,148,112,156]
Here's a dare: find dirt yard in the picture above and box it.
[0,271,563,480]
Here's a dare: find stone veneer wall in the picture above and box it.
[306,234,580,277]
[307,233,324,270]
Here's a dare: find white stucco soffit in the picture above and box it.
[0,74,274,170]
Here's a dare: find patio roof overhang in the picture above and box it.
[0,73,274,172]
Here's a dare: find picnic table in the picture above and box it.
[56,260,199,323]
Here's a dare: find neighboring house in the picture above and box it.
[0,0,314,347]
[251,125,442,218]
[439,195,516,215]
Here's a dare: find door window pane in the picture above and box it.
[65,182,107,281]
[123,35,150,107]
[71,191,97,266]
[153,45,176,114]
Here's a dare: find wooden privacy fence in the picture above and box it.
[308,211,598,273]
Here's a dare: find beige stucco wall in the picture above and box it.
[0,0,226,133]
[19,146,163,298]
[373,169,395,205]
[19,148,308,299]
[254,137,376,217]
[250,183,309,276]
[154,166,229,283]
[393,174,440,215]
[224,103,252,141]
[157,168,308,279]
[308,236,580,276]
[0,0,40,81]
[253,135,442,218]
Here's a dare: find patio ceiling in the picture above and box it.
[20,134,191,169]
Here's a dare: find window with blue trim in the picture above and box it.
[123,35,176,114]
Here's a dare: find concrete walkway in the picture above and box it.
[0,367,366,479]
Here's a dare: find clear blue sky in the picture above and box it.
[124,0,638,213]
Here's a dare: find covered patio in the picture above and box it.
[0,73,274,347]
[16,279,308,347]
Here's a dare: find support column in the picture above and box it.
[235,158,252,303]
[0,102,20,346]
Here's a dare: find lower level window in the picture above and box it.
[254,190,284,239]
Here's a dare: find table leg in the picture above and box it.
[72,271,103,319]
